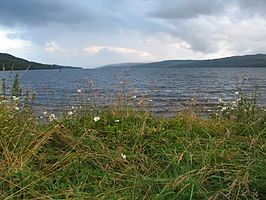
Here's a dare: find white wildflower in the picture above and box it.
[221,107,227,111]
[132,95,137,99]
[43,111,47,115]
[218,98,224,104]
[121,153,127,160]
[114,120,120,123]
[94,116,100,122]
[77,89,82,93]
[14,106,19,111]
[234,91,239,95]
[49,114,57,121]
[68,111,74,116]
[12,96,19,101]
[232,101,237,107]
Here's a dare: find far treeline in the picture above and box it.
[101,54,266,68]
[0,53,80,71]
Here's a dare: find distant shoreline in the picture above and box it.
[0,52,81,71]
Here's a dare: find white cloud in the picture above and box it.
[84,46,152,58]
[0,30,31,50]
[45,41,60,52]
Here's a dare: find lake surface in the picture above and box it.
[1,67,266,115]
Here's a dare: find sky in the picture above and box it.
[0,0,266,68]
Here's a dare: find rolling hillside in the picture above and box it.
[0,53,80,70]
[101,54,266,68]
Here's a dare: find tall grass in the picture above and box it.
[0,76,265,199]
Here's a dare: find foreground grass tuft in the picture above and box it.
[0,100,265,199]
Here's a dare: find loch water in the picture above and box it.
[0,67,266,115]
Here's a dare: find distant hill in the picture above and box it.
[101,54,266,69]
[99,62,145,69]
[167,54,266,68]
[0,53,81,71]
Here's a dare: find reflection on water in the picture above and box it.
[0,67,265,114]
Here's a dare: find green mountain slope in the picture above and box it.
[104,54,266,68]
[170,54,266,68]
[0,53,80,70]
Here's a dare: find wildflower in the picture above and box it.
[87,98,91,101]
[232,101,237,107]
[39,116,43,119]
[132,95,137,99]
[71,106,76,109]
[221,107,227,111]
[68,111,74,116]
[14,106,19,111]
[12,96,19,101]
[43,111,47,115]
[148,99,153,102]
[114,119,120,123]
[49,114,57,121]
[121,153,127,160]
[94,116,100,122]
[234,91,239,95]
[77,89,82,93]
[218,98,224,104]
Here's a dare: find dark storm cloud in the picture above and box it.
[0,0,154,31]
[149,0,227,19]
[237,0,266,17]
[0,0,88,26]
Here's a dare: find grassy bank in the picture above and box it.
[0,96,265,200]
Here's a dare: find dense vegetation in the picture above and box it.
[0,77,265,199]
[0,53,80,71]
[105,54,266,68]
